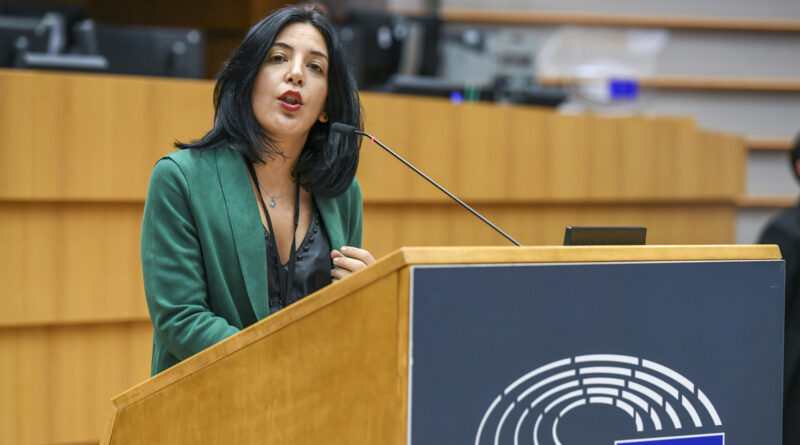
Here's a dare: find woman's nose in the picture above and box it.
[285,64,304,86]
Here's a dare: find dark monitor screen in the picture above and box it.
[338,10,440,90]
[0,15,50,67]
[563,226,647,246]
[95,24,205,78]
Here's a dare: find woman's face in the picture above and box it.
[251,22,329,142]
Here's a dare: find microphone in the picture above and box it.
[330,122,522,246]
[330,122,357,135]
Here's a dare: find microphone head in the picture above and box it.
[329,122,358,135]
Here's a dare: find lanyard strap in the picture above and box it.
[246,161,300,305]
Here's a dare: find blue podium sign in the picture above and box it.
[407,261,783,445]
[616,433,724,444]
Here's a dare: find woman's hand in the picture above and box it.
[331,246,375,281]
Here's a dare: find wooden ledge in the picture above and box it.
[436,8,800,33]
[538,74,800,92]
[397,245,781,264]
[736,195,797,208]
[1,196,743,206]
[0,316,150,329]
[747,137,795,151]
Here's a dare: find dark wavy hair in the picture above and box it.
[176,6,362,197]
[791,132,800,183]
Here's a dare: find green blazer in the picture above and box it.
[141,147,363,375]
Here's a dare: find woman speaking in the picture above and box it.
[141,6,374,375]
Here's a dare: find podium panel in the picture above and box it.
[409,260,784,444]
[101,246,782,445]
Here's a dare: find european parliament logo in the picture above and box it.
[474,354,724,445]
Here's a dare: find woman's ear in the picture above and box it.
[319,111,329,123]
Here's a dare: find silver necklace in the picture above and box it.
[264,182,295,208]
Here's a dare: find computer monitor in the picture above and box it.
[0,15,51,67]
[94,24,205,78]
[563,226,647,246]
[338,10,440,90]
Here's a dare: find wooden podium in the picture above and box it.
[101,246,783,444]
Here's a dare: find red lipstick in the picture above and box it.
[279,90,303,111]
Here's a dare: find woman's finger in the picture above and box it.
[332,255,367,272]
[331,268,349,280]
[340,246,375,265]
[330,247,376,282]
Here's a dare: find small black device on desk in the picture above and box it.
[563,226,646,246]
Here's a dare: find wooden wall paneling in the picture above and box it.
[697,130,719,196]
[362,203,461,256]
[649,117,694,198]
[49,322,152,442]
[359,94,461,202]
[0,70,37,198]
[646,117,672,199]
[523,205,576,246]
[406,99,460,199]
[0,327,49,445]
[586,115,623,199]
[0,70,214,200]
[0,202,56,325]
[356,95,729,204]
[617,116,653,199]
[643,117,666,198]
[453,102,510,199]
[362,204,736,257]
[649,205,731,243]
[17,72,119,200]
[506,106,551,200]
[536,204,736,246]
[699,130,738,198]
[0,202,146,326]
[676,129,745,199]
[672,118,700,198]
[149,79,215,152]
[545,113,592,199]
[100,77,211,200]
[0,321,152,444]
[60,75,117,199]
[359,94,414,201]
[361,204,396,256]
[105,78,206,199]
[719,132,747,198]
[715,132,730,196]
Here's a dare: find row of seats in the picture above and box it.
[0,10,204,78]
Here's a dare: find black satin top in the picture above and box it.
[265,201,333,314]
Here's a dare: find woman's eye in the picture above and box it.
[309,63,324,73]
[270,54,285,63]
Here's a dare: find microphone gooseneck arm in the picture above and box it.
[345,126,522,247]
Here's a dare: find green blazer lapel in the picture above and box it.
[317,196,347,251]
[216,148,269,320]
